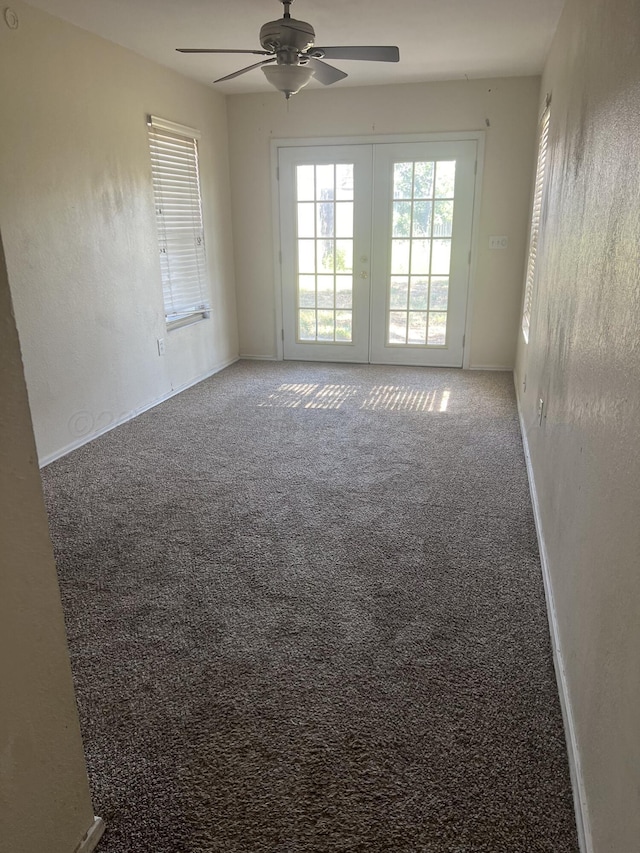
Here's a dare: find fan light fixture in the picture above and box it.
[262,64,315,98]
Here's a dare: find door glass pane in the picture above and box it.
[431,240,451,275]
[386,159,456,347]
[317,276,334,308]
[393,163,414,199]
[297,165,315,200]
[434,200,453,237]
[389,311,407,343]
[317,309,335,340]
[335,164,353,200]
[412,201,432,236]
[295,162,354,343]
[317,202,334,237]
[413,161,434,198]
[297,203,315,238]
[317,240,334,273]
[336,276,353,308]
[429,277,449,311]
[391,240,410,275]
[299,309,316,339]
[434,161,456,198]
[408,312,427,344]
[393,202,412,237]
[299,275,316,307]
[336,240,353,273]
[409,278,429,310]
[410,240,430,274]
[390,277,408,310]
[316,165,335,200]
[427,312,447,346]
[335,311,352,341]
[335,202,353,237]
[298,240,315,273]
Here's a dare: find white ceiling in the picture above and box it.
[24,0,564,95]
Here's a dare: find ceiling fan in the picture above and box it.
[177,0,400,99]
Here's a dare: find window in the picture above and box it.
[522,103,551,342]
[147,115,210,329]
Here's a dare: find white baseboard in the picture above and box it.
[239,356,512,370]
[39,356,239,468]
[468,364,513,371]
[74,817,105,853]
[238,353,279,360]
[514,383,592,853]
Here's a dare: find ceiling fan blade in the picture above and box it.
[214,58,276,83]
[312,46,400,62]
[307,58,348,86]
[177,48,273,55]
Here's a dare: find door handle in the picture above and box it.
[360,271,369,279]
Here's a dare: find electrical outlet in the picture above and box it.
[157,337,165,356]
[489,236,509,249]
[537,397,544,425]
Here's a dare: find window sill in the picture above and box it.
[166,311,210,332]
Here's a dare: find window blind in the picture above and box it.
[148,116,210,327]
[522,105,550,342]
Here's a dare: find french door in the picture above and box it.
[278,139,477,366]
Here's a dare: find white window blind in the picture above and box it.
[148,116,210,328]
[522,104,551,342]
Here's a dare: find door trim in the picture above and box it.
[271,131,485,367]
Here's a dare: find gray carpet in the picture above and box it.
[42,360,579,852]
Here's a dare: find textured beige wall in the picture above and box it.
[515,0,640,849]
[0,0,238,464]
[227,76,540,367]
[0,233,95,852]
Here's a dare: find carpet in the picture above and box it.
[42,360,579,852]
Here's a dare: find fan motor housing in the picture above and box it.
[260,18,315,53]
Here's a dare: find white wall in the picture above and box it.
[515,0,640,849]
[226,76,540,367]
[0,0,238,464]
[0,232,97,853]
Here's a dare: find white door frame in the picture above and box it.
[270,131,485,368]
